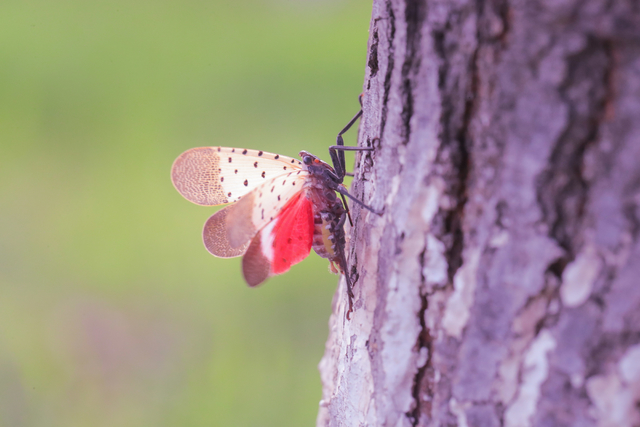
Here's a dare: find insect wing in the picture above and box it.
[171,147,303,206]
[242,191,315,287]
[270,193,315,274]
[202,169,310,258]
[223,170,309,248]
[202,204,250,258]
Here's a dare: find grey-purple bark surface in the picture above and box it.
[317,0,640,426]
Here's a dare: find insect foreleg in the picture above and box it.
[329,145,375,181]
[329,145,374,152]
[330,95,365,180]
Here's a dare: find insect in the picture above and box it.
[171,100,380,317]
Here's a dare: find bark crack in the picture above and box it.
[432,17,477,285]
[536,37,614,268]
[405,244,435,426]
[380,0,396,140]
[399,0,425,145]
[368,27,380,81]
[407,289,432,426]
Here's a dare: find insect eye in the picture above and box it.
[303,156,313,165]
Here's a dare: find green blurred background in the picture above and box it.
[0,0,371,425]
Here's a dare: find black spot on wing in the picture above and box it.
[242,149,248,155]
[244,179,248,186]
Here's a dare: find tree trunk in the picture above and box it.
[317,0,640,426]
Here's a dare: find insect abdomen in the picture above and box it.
[312,214,335,260]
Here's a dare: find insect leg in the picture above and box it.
[330,95,365,181]
[329,144,375,181]
[336,185,383,215]
[335,211,355,319]
[339,193,354,227]
[329,146,374,151]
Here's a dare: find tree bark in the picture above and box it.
[317,0,640,426]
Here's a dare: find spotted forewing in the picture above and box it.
[171,147,303,206]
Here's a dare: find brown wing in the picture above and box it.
[202,205,251,258]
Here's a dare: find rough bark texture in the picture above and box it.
[317,0,640,426]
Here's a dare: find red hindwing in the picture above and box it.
[270,192,314,274]
[242,191,314,286]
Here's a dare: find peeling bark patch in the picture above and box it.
[424,234,449,288]
[504,330,557,427]
[560,242,602,307]
[585,370,640,427]
[618,344,640,384]
[442,249,480,338]
[449,398,470,427]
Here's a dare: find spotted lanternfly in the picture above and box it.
[171,100,380,317]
